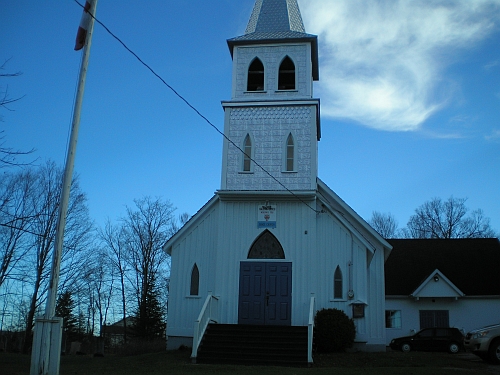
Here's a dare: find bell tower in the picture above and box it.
[220,0,320,192]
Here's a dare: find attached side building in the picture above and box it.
[385,238,500,345]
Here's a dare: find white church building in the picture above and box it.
[164,0,392,356]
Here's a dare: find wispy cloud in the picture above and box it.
[484,60,499,70]
[299,0,500,131]
[486,129,500,142]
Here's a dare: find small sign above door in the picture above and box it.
[258,204,276,228]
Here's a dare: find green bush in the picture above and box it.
[314,308,356,353]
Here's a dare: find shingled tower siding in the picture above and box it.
[222,0,320,191]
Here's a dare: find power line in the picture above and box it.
[73,1,320,214]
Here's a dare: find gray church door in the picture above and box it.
[238,262,292,326]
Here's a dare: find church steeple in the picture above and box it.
[245,0,306,34]
[220,0,321,192]
[228,0,319,81]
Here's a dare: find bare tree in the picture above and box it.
[85,247,114,337]
[0,59,34,168]
[0,169,37,287]
[0,59,24,119]
[369,211,400,239]
[99,220,129,342]
[122,196,176,339]
[405,197,497,239]
[21,161,93,352]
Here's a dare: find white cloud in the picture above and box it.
[299,0,500,131]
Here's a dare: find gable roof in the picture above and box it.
[411,269,465,298]
[163,180,393,259]
[163,195,218,255]
[385,238,500,296]
[317,178,392,262]
[227,0,319,80]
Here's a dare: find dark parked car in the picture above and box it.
[390,327,464,354]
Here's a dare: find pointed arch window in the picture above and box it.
[285,133,295,171]
[278,56,295,90]
[243,134,252,172]
[248,230,285,259]
[247,58,264,91]
[190,264,200,296]
[334,266,343,299]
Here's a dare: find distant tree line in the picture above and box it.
[0,60,188,353]
[0,160,188,353]
[369,197,498,239]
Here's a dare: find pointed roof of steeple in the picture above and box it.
[244,0,307,36]
[227,0,319,80]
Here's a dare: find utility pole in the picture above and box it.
[30,1,98,374]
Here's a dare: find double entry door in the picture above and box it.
[238,262,292,326]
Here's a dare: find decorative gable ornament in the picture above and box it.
[411,269,465,300]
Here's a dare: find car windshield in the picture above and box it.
[416,329,433,338]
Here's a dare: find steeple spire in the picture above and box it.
[227,0,319,80]
[245,0,306,34]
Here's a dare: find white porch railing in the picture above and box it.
[191,293,219,361]
[307,295,316,365]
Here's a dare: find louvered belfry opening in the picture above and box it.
[247,58,265,91]
[278,56,295,90]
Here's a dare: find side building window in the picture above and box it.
[385,310,402,328]
[247,58,264,91]
[190,264,199,296]
[278,56,295,90]
[243,134,252,172]
[334,266,343,299]
[285,133,295,171]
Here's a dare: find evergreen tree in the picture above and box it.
[132,277,166,340]
[55,290,78,337]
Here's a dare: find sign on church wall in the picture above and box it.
[258,204,276,228]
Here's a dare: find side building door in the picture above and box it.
[238,261,292,326]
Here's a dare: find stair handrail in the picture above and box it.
[191,293,219,360]
[307,294,315,365]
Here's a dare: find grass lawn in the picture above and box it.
[1,350,498,375]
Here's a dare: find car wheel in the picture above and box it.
[401,343,411,353]
[448,342,460,354]
[488,339,500,365]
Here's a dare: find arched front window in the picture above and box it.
[334,266,343,299]
[285,133,294,171]
[278,56,295,90]
[243,134,252,172]
[247,58,264,91]
[190,264,199,296]
[248,230,285,259]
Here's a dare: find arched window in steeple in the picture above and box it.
[278,56,295,90]
[334,266,343,299]
[190,264,200,296]
[247,58,264,91]
[243,134,252,172]
[285,133,295,171]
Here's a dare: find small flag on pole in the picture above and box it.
[75,1,93,51]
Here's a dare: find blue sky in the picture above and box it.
[1,0,500,235]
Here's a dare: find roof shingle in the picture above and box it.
[385,238,500,296]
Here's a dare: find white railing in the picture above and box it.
[307,295,316,365]
[191,293,219,361]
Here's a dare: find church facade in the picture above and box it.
[164,0,392,353]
